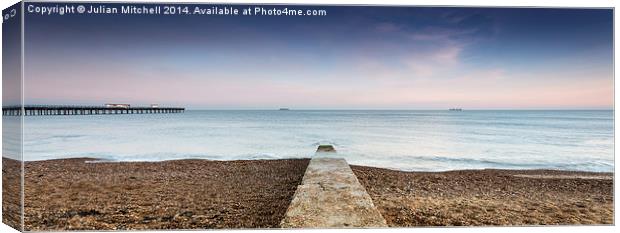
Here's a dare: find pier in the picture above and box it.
[2,105,185,116]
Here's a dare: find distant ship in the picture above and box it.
[279,108,290,111]
[449,108,463,111]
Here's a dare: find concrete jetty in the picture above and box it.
[280,146,387,228]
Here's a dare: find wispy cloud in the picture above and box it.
[401,45,464,79]
[374,22,401,33]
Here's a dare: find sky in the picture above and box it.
[23,4,613,109]
[2,2,21,106]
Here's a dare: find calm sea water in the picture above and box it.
[11,110,615,172]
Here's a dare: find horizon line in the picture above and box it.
[14,104,614,111]
[182,108,614,111]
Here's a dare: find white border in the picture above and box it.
[0,1,617,233]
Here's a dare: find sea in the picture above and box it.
[4,110,615,172]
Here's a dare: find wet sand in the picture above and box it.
[352,166,614,226]
[20,158,310,231]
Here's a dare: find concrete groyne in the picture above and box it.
[281,146,387,228]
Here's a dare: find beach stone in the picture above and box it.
[281,154,387,228]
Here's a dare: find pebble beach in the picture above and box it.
[1,157,614,230]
